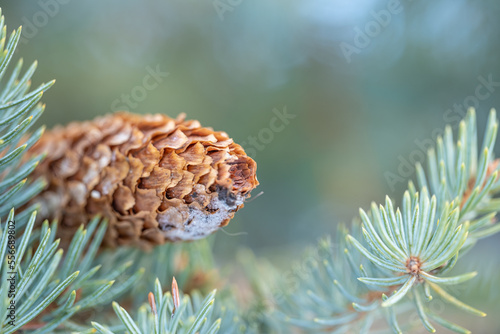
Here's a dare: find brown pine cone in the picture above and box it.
[26,112,258,248]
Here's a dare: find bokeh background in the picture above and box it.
[2,1,500,332]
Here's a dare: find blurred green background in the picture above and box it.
[2,1,500,331]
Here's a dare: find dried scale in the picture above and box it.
[26,112,258,248]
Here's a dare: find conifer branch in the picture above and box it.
[252,109,500,333]
[0,8,54,222]
[91,277,252,334]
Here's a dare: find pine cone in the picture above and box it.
[26,112,258,248]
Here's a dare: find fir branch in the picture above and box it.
[91,277,222,334]
[346,110,499,332]
[252,109,500,333]
[83,239,255,334]
[0,210,144,333]
[0,9,54,220]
